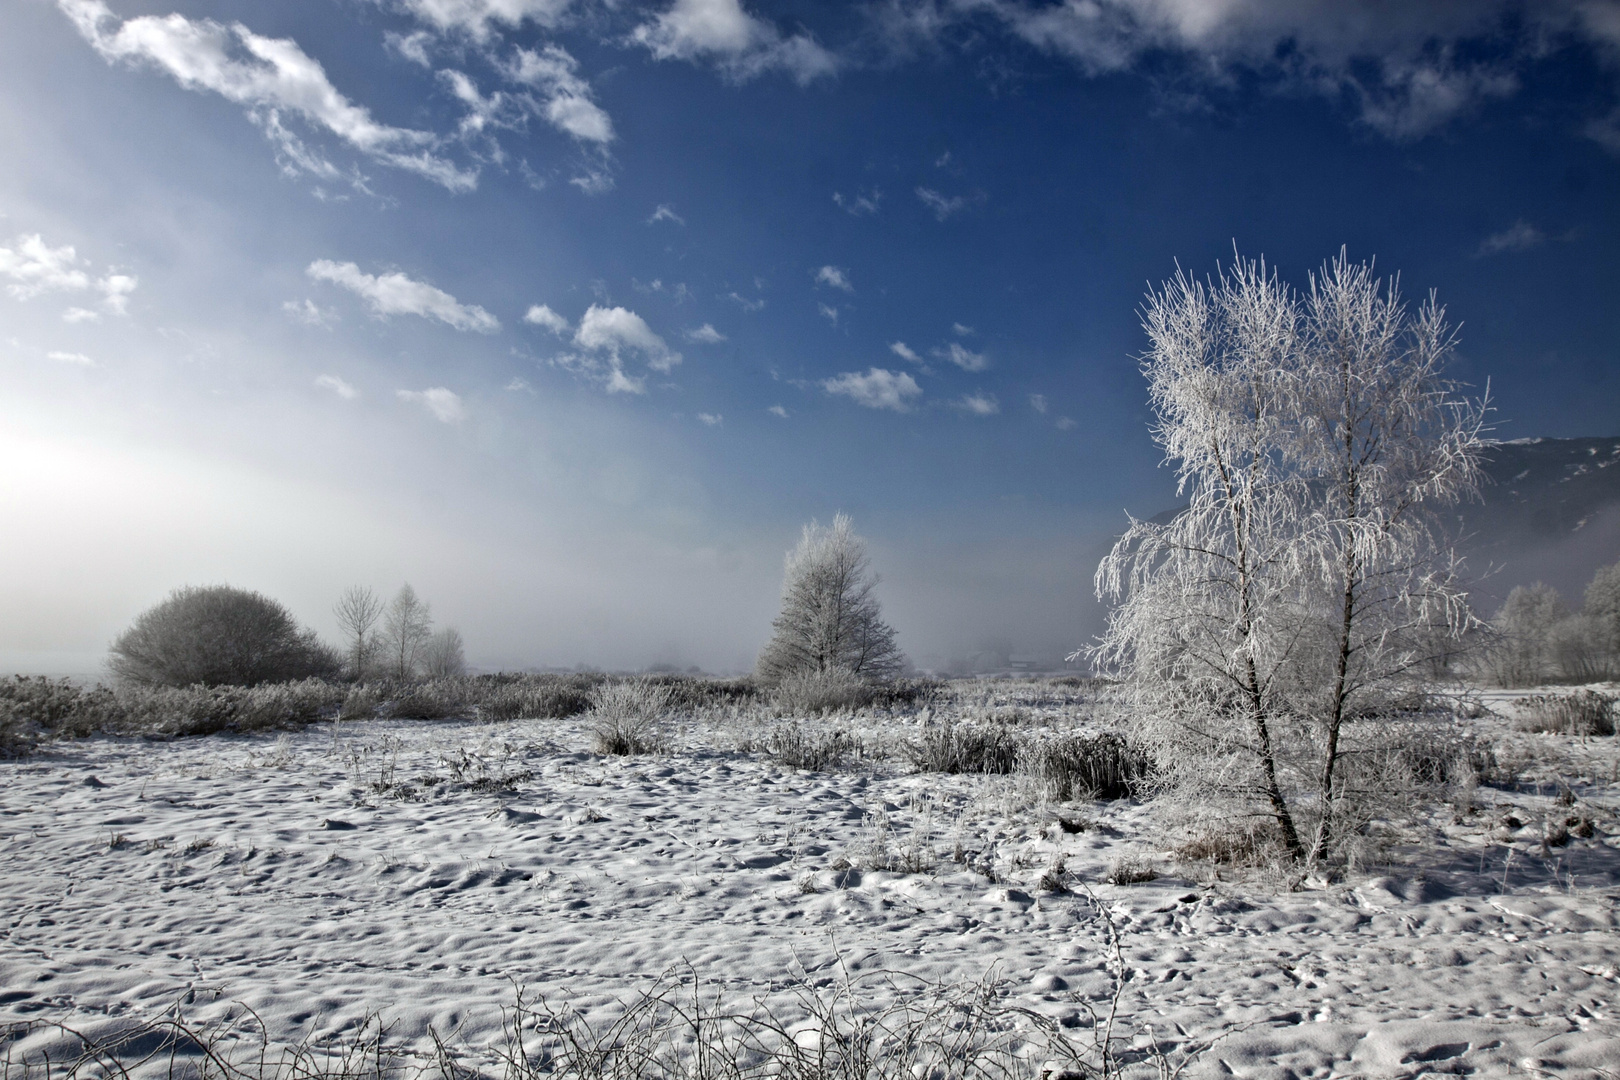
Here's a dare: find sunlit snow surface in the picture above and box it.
[2,691,1618,1077]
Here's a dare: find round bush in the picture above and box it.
[109,585,339,688]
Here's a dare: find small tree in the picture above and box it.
[333,585,384,681]
[1092,251,1485,864]
[420,627,467,678]
[1490,583,1566,687]
[109,585,339,687]
[1583,561,1620,677]
[380,584,432,681]
[757,514,905,684]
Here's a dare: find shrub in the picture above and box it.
[772,668,877,714]
[109,585,340,688]
[588,680,673,755]
[1173,820,1289,866]
[0,676,124,745]
[379,679,474,721]
[765,721,859,771]
[1026,731,1152,801]
[475,677,594,721]
[904,719,1021,775]
[115,679,344,737]
[1516,691,1617,736]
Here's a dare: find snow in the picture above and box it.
[2,693,1617,1078]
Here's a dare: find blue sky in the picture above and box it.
[2,0,1618,673]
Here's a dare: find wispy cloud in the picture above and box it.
[697,412,723,426]
[58,0,476,191]
[1,233,135,315]
[648,203,686,225]
[398,386,466,422]
[632,0,839,86]
[1477,220,1545,256]
[823,367,921,411]
[524,303,570,335]
[392,0,574,42]
[1028,393,1047,414]
[283,298,339,327]
[48,350,94,366]
[955,391,998,416]
[768,404,788,418]
[308,260,499,332]
[833,189,881,215]
[934,341,988,371]
[889,341,922,364]
[916,186,967,220]
[818,303,839,326]
[815,265,853,292]
[506,45,615,145]
[951,322,974,336]
[728,291,765,312]
[315,373,358,398]
[1056,416,1077,431]
[685,323,726,343]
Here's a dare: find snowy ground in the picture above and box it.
[2,685,1618,1078]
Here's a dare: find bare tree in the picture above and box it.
[109,585,339,687]
[757,514,905,684]
[1091,251,1485,864]
[380,584,432,682]
[333,586,384,681]
[420,627,467,678]
[1490,583,1566,687]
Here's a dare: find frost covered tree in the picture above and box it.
[333,585,384,681]
[757,514,905,684]
[109,585,339,688]
[420,627,467,678]
[380,584,432,681]
[1091,251,1486,863]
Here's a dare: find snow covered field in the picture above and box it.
[2,683,1617,1078]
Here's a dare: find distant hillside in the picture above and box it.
[1456,437,1620,615]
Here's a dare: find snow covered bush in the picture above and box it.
[588,679,673,755]
[109,585,339,688]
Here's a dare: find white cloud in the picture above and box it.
[823,367,921,412]
[283,298,339,327]
[1056,416,1077,431]
[507,45,615,144]
[524,303,570,335]
[391,0,574,41]
[315,373,359,399]
[307,260,499,332]
[397,386,466,422]
[935,341,988,371]
[0,234,91,298]
[686,323,726,343]
[956,391,998,416]
[768,404,788,418]
[833,189,881,215]
[0,233,137,314]
[818,303,839,326]
[385,30,434,66]
[632,0,839,85]
[99,273,137,314]
[916,186,967,220]
[505,376,534,393]
[440,69,511,137]
[1478,220,1545,256]
[815,265,853,292]
[48,350,95,366]
[558,305,680,391]
[891,0,1566,141]
[952,322,974,336]
[728,291,766,312]
[648,204,685,225]
[58,0,475,190]
[889,340,922,363]
[1028,393,1048,414]
[697,412,723,426]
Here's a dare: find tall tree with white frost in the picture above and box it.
[380,584,432,682]
[757,514,905,683]
[333,585,384,681]
[1091,251,1486,863]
